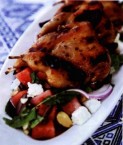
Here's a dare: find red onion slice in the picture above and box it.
[88,84,113,100]
[67,84,113,100]
[67,89,89,98]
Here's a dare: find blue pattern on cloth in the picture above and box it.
[0,0,122,144]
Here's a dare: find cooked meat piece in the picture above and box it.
[64,0,123,32]
[51,22,111,83]
[30,0,116,52]
[15,22,111,88]
[95,16,115,45]
[21,52,47,72]
[14,58,27,68]
[38,12,71,37]
[15,52,79,88]
[12,0,121,89]
[62,1,116,45]
[101,1,123,32]
[45,68,76,88]
[30,32,59,52]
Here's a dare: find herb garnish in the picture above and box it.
[30,115,44,128]
[3,107,39,128]
[4,91,81,129]
[31,72,40,84]
[110,54,123,73]
[40,91,81,106]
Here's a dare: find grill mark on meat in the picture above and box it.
[105,42,118,53]
[104,20,111,30]
[74,9,103,27]
[34,60,39,65]
[99,33,112,44]
[41,55,86,82]
[61,4,74,12]
[84,36,95,43]
[42,55,60,69]
[29,47,51,53]
[75,47,79,51]
[90,53,108,66]
[80,36,95,44]
[113,20,123,28]
[66,64,86,82]
[65,53,70,58]
[40,47,48,53]
[89,1,101,5]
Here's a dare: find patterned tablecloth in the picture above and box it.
[0,0,122,144]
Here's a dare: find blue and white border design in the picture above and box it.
[0,0,122,144]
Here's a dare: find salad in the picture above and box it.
[3,0,123,140]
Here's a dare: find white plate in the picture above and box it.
[0,3,123,145]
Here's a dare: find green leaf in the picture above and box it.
[20,107,30,117]
[3,108,37,128]
[110,54,123,73]
[31,72,40,84]
[24,108,37,122]
[110,54,120,71]
[30,115,44,128]
[4,91,81,129]
[31,72,36,83]
[3,116,23,128]
[3,117,14,125]
[41,91,81,106]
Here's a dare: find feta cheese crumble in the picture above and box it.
[20,98,28,104]
[84,99,101,114]
[71,106,91,125]
[27,82,43,98]
[11,78,20,91]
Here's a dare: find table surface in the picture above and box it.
[0,0,122,144]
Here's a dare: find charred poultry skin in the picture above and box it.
[13,0,123,89]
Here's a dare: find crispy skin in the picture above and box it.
[14,1,118,89]
[30,32,59,52]
[101,1,123,32]
[30,22,111,83]
[51,23,111,83]
[64,0,123,32]
[16,22,111,88]
[15,52,76,88]
[40,1,115,45]
[38,13,71,37]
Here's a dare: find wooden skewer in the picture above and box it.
[8,56,22,59]
[5,67,16,75]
